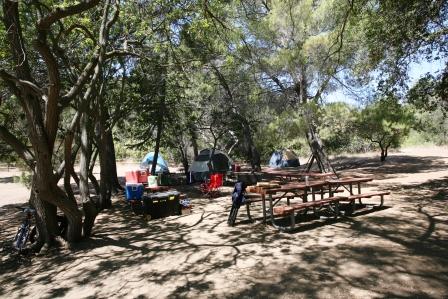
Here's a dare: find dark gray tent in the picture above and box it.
[189,149,232,181]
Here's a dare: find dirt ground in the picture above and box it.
[0,146,447,298]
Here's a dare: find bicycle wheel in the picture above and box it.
[13,224,30,251]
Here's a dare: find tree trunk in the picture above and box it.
[29,177,58,248]
[105,128,122,193]
[151,121,163,175]
[380,144,388,162]
[305,123,334,173]
[189,126,199,159]
[241,119,261,171]
[79,112,92,203]
[96,97,112,209]
[208,135,219,173]
[64,132,76,203]
[79,109,98,236]
[178,144,189,179]
[89,149,100,194]
[151,53,167,176]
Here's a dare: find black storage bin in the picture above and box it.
[143,191,181,219]
[165,191,181,216]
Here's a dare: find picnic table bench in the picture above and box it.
[326,177,390,214]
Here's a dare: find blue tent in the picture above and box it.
[140,152,169,173]
[269,149,300,168]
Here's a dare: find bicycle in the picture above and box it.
[12,207,38,252]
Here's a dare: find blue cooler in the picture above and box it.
[125,183,144,200]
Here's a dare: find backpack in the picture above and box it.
[231,181,246,208]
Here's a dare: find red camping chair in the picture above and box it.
[200,173,224,198]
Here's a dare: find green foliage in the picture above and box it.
[348,0,448,93]
[355,97,414,158]
[254,110,310,160]
[407,69,448,115]
[409,107,448,145]
[319,102,358,154]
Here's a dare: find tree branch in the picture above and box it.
[0,125,35,169]
[37,0,101,31]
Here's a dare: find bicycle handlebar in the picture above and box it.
[15,206,36,213]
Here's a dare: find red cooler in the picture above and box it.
[125,171,139,184]
[137,170,148,184]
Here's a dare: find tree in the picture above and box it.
[319,102,360,154]
[227,0,361,172]
[356,97,414,161]
[348,0,448,94]
[0,0,123,248]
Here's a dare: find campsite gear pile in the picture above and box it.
[125,171,184,218]
[125,152,189,219]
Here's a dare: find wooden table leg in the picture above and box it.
[268,193,274,224]
[358,183,363,205]
[262,193,266,224]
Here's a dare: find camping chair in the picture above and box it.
[200,173,224,198]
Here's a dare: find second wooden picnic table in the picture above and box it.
[253,176,378,226]
[260,169,336,182]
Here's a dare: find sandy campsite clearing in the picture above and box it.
[1,146,447,298]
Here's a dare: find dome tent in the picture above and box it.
[269,149,300,168]
[189,149,232,181]
[140,152,169,173]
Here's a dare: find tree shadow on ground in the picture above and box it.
[0,177,15,183]
[1,154,448,298]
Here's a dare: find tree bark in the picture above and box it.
[178,144,190,179]
[97,105,112,209]
[79,108,98,236]
[151,53,167,176]
[105,124,122,193]
[241,119,261,171]
[29,177,58,248]
[189,126,199,159]
[89,148,100,194]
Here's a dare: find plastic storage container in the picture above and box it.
[165,191,181,216]
[142,191,181,219]
[147,175,158,187]
[125,183,144,200]
[143,193,167,219]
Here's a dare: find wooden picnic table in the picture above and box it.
[254,177,373,222]
[261,169,336,181]
[256,180,329,224]
[324,176,389,214]
[231,174,390,229]
[254,180,345,230]
[325,177,373,196]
